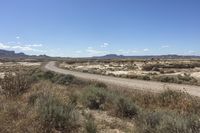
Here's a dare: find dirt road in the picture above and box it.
[45,61,200,97]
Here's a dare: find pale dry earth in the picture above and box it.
[45,61,200,97]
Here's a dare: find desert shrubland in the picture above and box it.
[0,65,200,132]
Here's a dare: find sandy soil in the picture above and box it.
[191,72,200,79]
[17,62,41,66]
[0,73,4,78]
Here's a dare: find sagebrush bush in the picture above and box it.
[82,87,108,109]
[43,71,55,80]
[114,95,139,118]
[55,74,75,85]
[0,72,31,97]
[37,93,79,132]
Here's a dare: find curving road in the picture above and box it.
[45,61,200,97]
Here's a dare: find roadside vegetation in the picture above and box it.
[0,65,200,132]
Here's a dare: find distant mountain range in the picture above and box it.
[0,49,49,58]
[1,49,200,59]
[93,54,200,59]
[0,49,28,58]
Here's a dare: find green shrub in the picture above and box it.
[159,76,177,83]
[142,75,151,81]
[43,71,55,80]
[114,95,139,118]
[82,87,108,110]
[55,74,75,85]
[38,93,79,132]
[84,114,97,133]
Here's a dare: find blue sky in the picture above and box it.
[0,0,200,57]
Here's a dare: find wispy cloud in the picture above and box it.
[100,43,109,48]
[0,42,45,53]
[117,49,138,54]
[86,47,108,55]
[26,44,43,47]
[143,48,149,52]
[0,43,11,49]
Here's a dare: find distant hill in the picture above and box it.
[93,54,200,59]
[0,49,28,58]
[0,49,51,59]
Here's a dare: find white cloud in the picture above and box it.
[117,49,139,55]
[143,48,149,52]
[12,45,35,51]
[100,43,109,48]
[0,43,11,49]
[0,42,45,53]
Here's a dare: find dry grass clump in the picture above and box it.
[114,95,139,119]
[0,72,32,97]
[82,87,108,110]
[126,89,200,115]
[84,113,97,133]
[136,110,200,133]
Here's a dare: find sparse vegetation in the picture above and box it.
[1,61,200,132]
[59,60,200,86]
